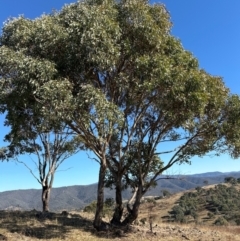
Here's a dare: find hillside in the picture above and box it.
[1,187,240,241]
[1,177,240,240]
[0,171,239,211]
[167,183,240,226]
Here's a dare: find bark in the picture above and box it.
[42,185,51,212]
[93,164,107,230]
[122,186,143,226]
[110,179,123,225]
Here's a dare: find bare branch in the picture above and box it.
[15,158,41,185]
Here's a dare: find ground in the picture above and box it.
[0,187,240,241]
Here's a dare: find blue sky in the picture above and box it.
[0,0,240,192]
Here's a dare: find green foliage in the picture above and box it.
[170,191,200,223]
[222,95,240,158]
[195,186,203,193]
[207,212,215,219]
[162,189,171,197]
[0,147,12,161]
[224,176,237,185]
[104,198,115,207]
[83,198,115,217]
[170,184,240,225]
[144,198,157,204]
[1,0,240,226]
[214,217,228,226]
[171,205,186,223]
[83,201,98,213]
[203,180,209,186]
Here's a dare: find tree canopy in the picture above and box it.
[1,0,240,229]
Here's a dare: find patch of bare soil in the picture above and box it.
[125,223,240,241]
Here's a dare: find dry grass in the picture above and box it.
[0,193,240,241]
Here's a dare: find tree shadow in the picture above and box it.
[0,210,131,240]
[56,212,132,239]
[0,210,91,239]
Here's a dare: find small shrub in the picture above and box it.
[162,190,171,198]
[195,186,202,193]
[154,196,162,200]
[83,198,115,216]
[235,218,240,225]
[146,198,156,204]
[83,201,97,213]
[171,205,186,223]
[104,198,114,208]
[214,217,228,226]
[207,212,214,219]
[140,217,147,225]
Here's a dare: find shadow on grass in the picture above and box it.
[0,210,131,240]
[0,210,93,239]
[56,212,132,239]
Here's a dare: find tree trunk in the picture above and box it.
[110,178,123,225]
[42,185,51,212]
[93,164,107,230]
[122,186,143,225]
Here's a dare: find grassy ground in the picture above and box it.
[1,209,240,241]
[1,189,240,241]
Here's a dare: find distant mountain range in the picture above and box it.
[0,171,239,211]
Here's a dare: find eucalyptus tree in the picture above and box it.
[0,2,123,227]
[1,0,240,229]
[5,127,81,212]
[221,94,240,158]
[0,20,82,211]
[82,0,236,225]
[0,57,81,211]
[0,147,9,160]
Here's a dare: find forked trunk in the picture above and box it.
[111,179,123,225]
[93,164,107,230]
[42,185,51,212]
[122,186,143,225]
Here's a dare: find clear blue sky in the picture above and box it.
[0,0,240,192]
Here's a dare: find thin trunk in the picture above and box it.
[42,185,51,212]
[111,178,123,225]
[122,186,143,225]
[93,164,107,230]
